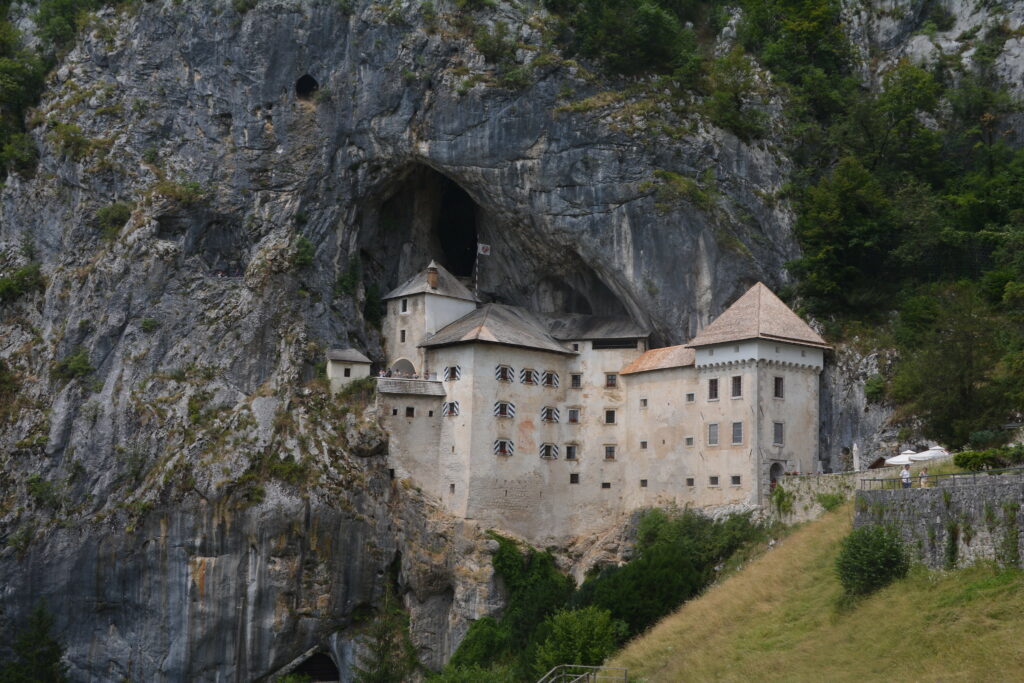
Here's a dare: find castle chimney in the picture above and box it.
[426,265,439,289]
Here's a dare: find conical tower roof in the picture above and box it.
[686,283,829,349]
[383,260,477,302]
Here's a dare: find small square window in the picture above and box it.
[401,298,408,313]
[405,406,415,418]
[605,374,618,388]
[640,398,648,409]
[521,369,537,385]
[640,479,648,488]
[496,365,514,382]
[686,392,695,403]
[709,476,720,486]
[542,371,558,387]
[391,408,398,416]
[570,473,580,484]
[732,421,743,445]
[570,374,582,389]
[708,423,719,446]
[565,445,578,460]
[640,440,648,449]
[708,378,719,400]
[400,329,406,343]
[731,475,741,486]
[449,483,455,494]
[731,376,742,398]
[686,477,695,487]
[604,445,616,460]
[601,482,611,489]
[344,367,351,377]
[685,436,694,446]
[572,343,580,351]
[774,376,785,399]
[605,410,616,424]
[428,410,434,417]
[568,408,580,424]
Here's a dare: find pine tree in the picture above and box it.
[0,602,68,683]
[351,586,419,683]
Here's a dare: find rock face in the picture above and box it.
[0,0,1019,678]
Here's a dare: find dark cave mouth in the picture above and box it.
[436,180,478,277]
[295,74,319,100]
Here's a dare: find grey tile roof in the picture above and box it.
[327,348,372,363]
[539,313,649,341]
[686,283,829,349]
[376,378,447,396]
[383,260,478,302]
[419,304,574,355]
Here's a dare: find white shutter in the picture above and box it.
[442,401,460,417]
[444,366,462,381]
[494,439,514,456]
[540,443,559,459]
[494,402,516,418]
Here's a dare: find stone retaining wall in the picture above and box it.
[854,475,1024,569]
[771,471,868,523]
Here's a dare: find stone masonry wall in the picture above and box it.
[771,471,868,523]
[854,475,1024,569]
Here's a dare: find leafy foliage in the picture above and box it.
[0,601,68,682]
[0,263,44,303]
[95,202,131,240]
[292,236,315,268]
[953,446,1024,472]
[531,607,626,677]
[835,525,908,596]
[815,492,845,512]
[352,586,420,683]
[51,347,93,380]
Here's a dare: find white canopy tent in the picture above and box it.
[884,447,949,467]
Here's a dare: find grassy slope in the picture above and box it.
[609,505,1024,682]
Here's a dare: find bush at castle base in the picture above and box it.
[836,525,909,596]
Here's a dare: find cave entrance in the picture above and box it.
[296,74,319,100]
[290,652,339,681]
[437,181,477,277]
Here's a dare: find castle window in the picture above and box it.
[442,401,460,417]
[570,473,579,484]
[494,439,514,456]
[732,421,743,445]
[494,401,515,418]
[708,423,719,446]
[774,376,784,399]
[639,398,648,409]
[604,445,616,460]
[686,477,695,486]
[731,376,742,398]
[495,365,514,382]
[567,408,580,424]
[542,371,559,387]
[400,329,406,343]
[428,410,434,417]
[572,343,580,351]
[685,436,694,446]
[708,378,719,400]
[604,409,616,424]
[686,392,695,403]
[405,406,415,418]
[344,368,351,377]
[605,373,617,388]
[731,475,741,486]
[401,298,408,313]
[709,476,720,487]
[773,422,785,445]
[443,365,462,381]
[450,483,455,494]
[570,374,582,389]
[391,408,398,416]
[640,479,648,488]
[541,406,560,423]
[540,443,558,459]
[565,444,578,460]
[640,440,648,449]
[601,482,611,489]
[520,368,538,385]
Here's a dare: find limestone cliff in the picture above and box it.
[0,0,1020,678]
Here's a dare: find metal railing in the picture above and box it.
[536,665,629,683]
[860,465,1024,490]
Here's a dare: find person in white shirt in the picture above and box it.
[901,464,912,489]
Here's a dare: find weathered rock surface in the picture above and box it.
[0,0,1021,678]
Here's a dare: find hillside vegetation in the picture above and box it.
[610,505,1024,682]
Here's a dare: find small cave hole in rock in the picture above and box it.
[290,652,339,682]
[295,74,319,100]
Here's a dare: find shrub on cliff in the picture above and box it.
[0,263,44,303]
[835,524,908,596]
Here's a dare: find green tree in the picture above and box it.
[531,607,626,677]
[0,602,68,682]
[351,586,419,683]
[835,524,908,596]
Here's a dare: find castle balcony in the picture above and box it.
[375,376,446,396]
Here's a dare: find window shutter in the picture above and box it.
[540,443,559,459]
[519,368,537,384]
[494,440,514,455]
[442,401,460,417]
[494,402,516,418]
[444,366,462,381]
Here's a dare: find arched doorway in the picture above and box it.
[390,358,416,376]
[769,462,784,490]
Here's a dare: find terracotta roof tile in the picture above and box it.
[686,283,829,349]
[620,345,695,375]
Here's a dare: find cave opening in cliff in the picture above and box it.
[290,652,339,680]
[295,74,319,100]
[436,180,478,277]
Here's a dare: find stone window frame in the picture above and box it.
[605,373,618,388]
[604,444,617,460]
[707,422,719,446]
[773,421,785,446]
[707,377,719,401]
[405,406,415,418]
[639,397,648,409]
[604,409,617,425]
[685,477,695,487]
[569,473,580,484]
[685,392,695,403]
[567,407,581,424]
[400,329,406,343]
[495,365,515,382]
[540,406,560,423]
[731,421,743,445]
[731,375,742,399]
[731,475,742,486]
[774,376,785,399]
[709,475,720,487]
[400,298,409,314]
[565,443,579,460]
[570,373,583,389]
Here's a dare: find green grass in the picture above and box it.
[609,505,1024,681]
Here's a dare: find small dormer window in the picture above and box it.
[495,365,514,382]
[494,401,515,418]
[541,406,560,423]
[520,368,538,385]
